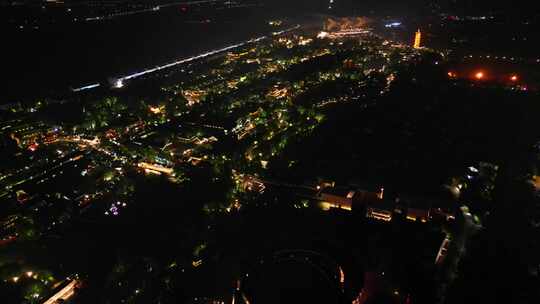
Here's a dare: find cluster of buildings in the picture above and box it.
[314,183,455,225]
[0,19,455,303]
[0,119,61,150]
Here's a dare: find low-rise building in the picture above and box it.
[366,201,394,222]
[316,187,383,212]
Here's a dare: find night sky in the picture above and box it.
[264,0,540,14]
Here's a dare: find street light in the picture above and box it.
[510,74,518,82]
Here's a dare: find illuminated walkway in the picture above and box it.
[42,280,78,304]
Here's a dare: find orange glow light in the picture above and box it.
[475,72,484,80]
[149,106,163,114]
[510,75,518,82]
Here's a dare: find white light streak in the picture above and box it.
[72,83,101,92]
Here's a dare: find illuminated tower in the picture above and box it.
[414,29,422,49]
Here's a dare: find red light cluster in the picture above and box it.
[447,70,522,84]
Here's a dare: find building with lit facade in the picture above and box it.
[413,29,422,49]
[316,186,384,212]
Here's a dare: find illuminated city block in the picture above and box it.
[324,17,372,32]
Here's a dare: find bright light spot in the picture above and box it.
[114,79,124,89]
[385,22,402,28]
[317,31,329,39]
[469,166,479,173]
[510,75,518,82]
[12,277,19,283]
[26,271,33,277]
[28,143,39,152]
[149,105,164,114]
[475,71,484,80]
